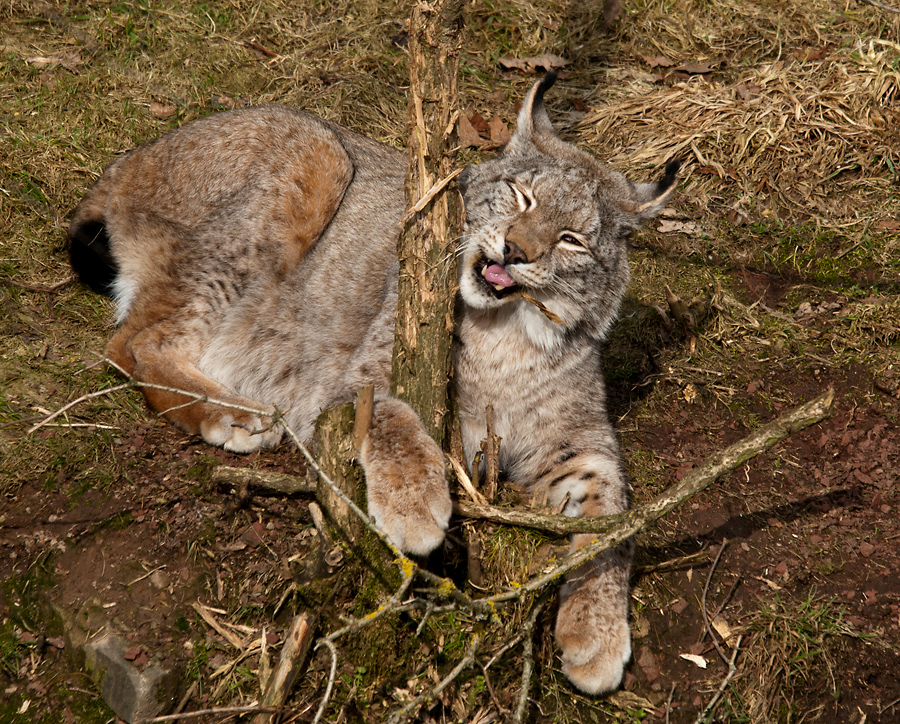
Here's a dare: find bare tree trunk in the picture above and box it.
[390,0,464,446]
[311,1,463,557]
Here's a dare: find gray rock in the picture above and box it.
[54,598,182,723]
[84,633,180,723]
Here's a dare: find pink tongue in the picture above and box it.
[483,263,515,288]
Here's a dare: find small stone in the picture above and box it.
[859,542,876,557]
[149,570,170,590]
[671,598,689,615]
[84,634,179,722]
[637,646,661,682]
[774,560,788,575]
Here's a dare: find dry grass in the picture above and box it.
[574,0,900,227]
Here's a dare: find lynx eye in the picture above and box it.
[507,182,535,212]
[558,232,589,251]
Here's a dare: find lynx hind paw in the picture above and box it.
[554,565,631,695]
[200,412,283,454]
[359,398,451,556]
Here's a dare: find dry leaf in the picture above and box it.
[458,114,488,148]
[26,51,81,72]
[727,207,749,225]
[150,102,177,120]
[469,112,490,136]
[675,61,713,75]
[657,219,702,235]
[794,43,835,62]
[570,97,589,112]
[679,653,708,669]
[606,691,656,712]
[641,54,674,68]
[735,80,760,101]
[488,115,510,145]
[712,614,735,644]
[498,53,570,74]
[874,218,900,232]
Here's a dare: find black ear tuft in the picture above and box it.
[658,159,681,192]
[533,69,559,107]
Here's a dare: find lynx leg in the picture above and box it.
[359,398,451,556]
[108,318,282,453]
[539,454,633,694]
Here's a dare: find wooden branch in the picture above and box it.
[211,388,834,547]
[456,388,835,536]
[352,384,375,451]
[480,404,500,502]
[253,613,316,724]
[858,0,900,13]
[483,388,836,604]
[513,592,550,724]
[211,466,315,495]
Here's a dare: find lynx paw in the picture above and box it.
[554,565,631,695]
[200,412,283,453]
[360,398,451,556]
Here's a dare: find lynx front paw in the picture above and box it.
[360,398,451,556]
[554,563,632,695]
[199,412,283,453]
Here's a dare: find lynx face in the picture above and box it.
[458,75,678,344]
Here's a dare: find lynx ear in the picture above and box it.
[625,159,681,220]
[508,70,565,152]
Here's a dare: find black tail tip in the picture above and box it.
[68,220,118,297]
[537,69,559,96]
[660,159,681,190]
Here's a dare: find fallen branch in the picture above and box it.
[692,634,743,724]
[513,591,551,724]
[0,275,74,293]
[253,613,316,724]
[212,466,315,495]
[857,0,900,13]
[457,388,835,538]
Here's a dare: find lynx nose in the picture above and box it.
[503,241,528,265]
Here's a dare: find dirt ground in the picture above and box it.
[2,0,900,722]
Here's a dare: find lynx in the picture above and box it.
[69,73,677,695]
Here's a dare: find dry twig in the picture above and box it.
[386,634,483,724]
[700,539,730,665]
[513,591,551,724]
[692,635,743,724]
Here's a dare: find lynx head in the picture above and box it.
[458,72,679,345]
